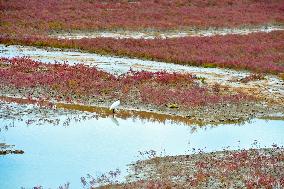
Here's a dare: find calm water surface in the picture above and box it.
[0,105,284,188]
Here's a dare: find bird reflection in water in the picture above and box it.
[110,116,120,126]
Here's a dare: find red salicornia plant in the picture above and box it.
[0,57,250,108]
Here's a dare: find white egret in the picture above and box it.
[109,100,120,113]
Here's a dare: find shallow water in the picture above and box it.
[0,103,284,188]
[0,44,248,77]
[49,25,284,39]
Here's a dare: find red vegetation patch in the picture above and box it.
[0,57,249,108]
[122,148,284,189]
[1,31,283,74]
[0,0,283,35]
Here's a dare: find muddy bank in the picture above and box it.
[0,143,24,155]
[49,25,284,39]
[102,148,284,189]
[1,93,283,126]
[0,98,99,130]
[0,149,24,155]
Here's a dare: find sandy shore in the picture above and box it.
[49,25,284,39]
